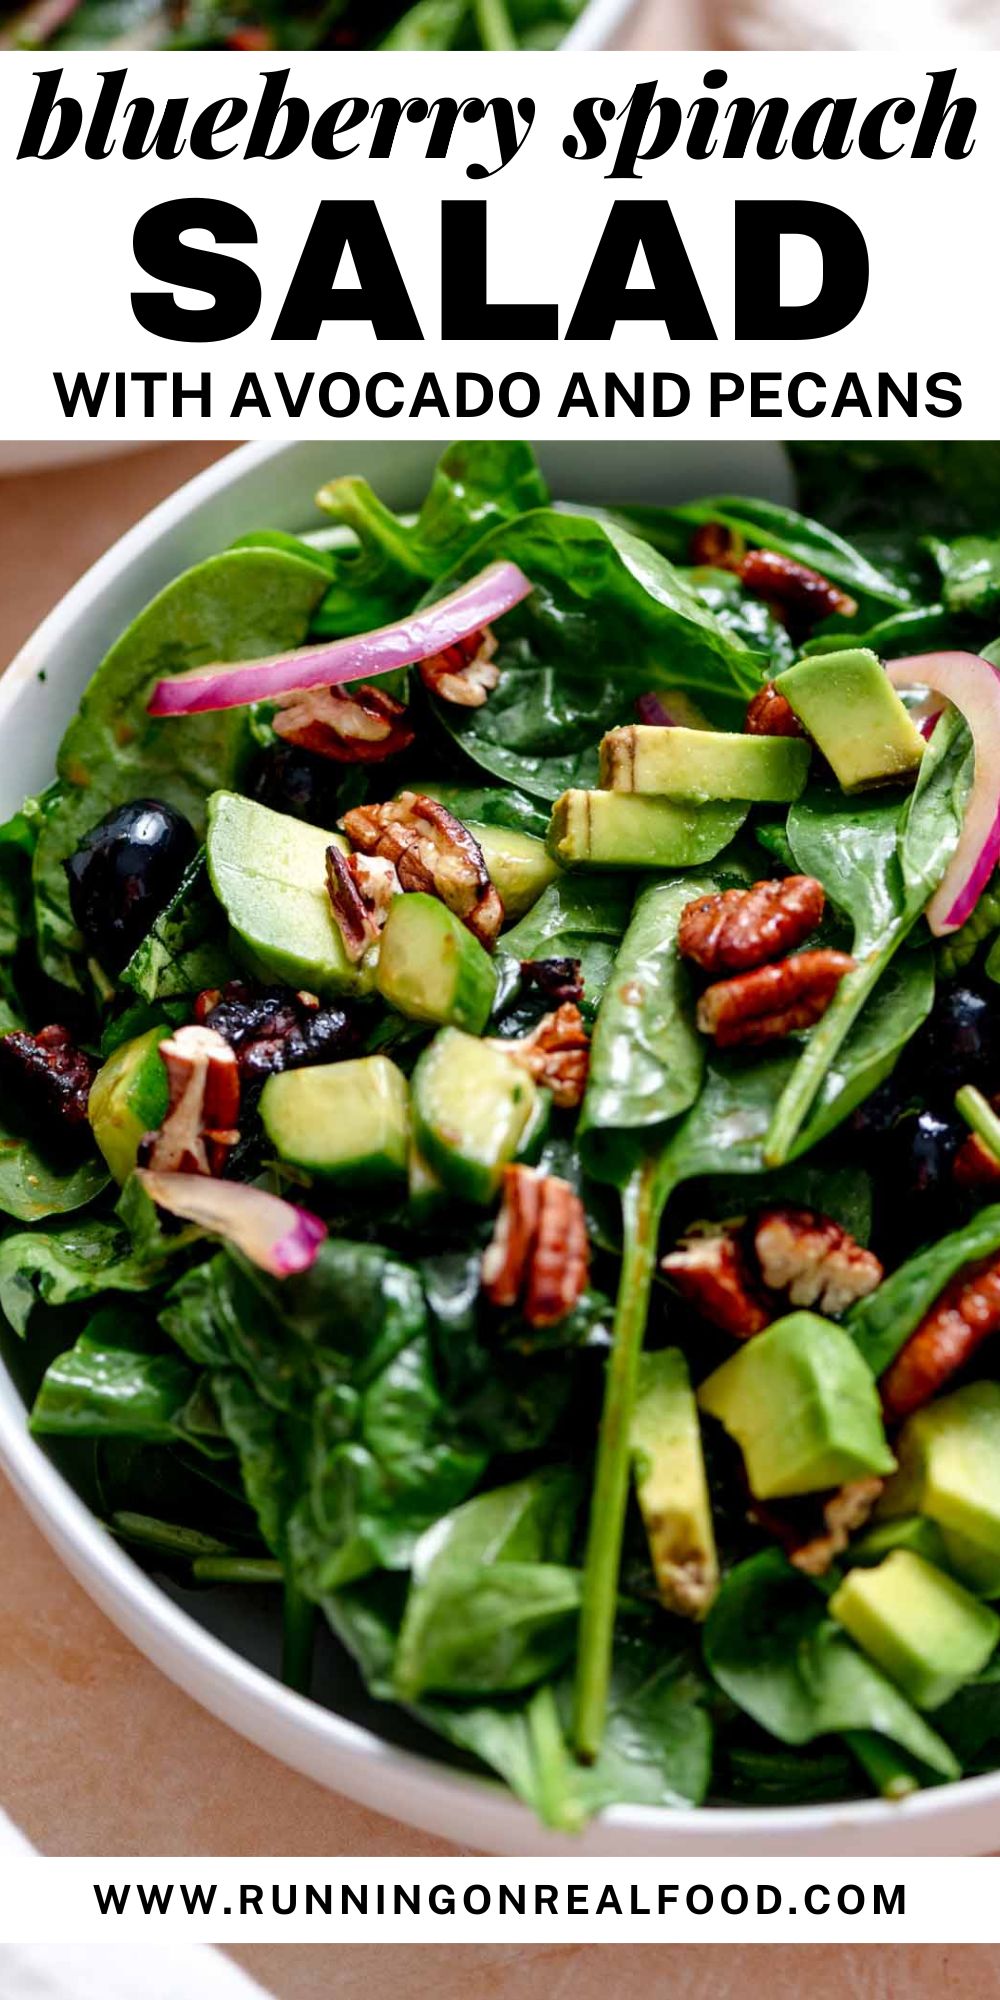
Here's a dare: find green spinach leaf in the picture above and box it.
[847,1202,1000,1378]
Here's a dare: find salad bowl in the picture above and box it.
[4,438,1000,1855]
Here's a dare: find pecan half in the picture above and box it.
[753,1477,885,1578]
[325,846,400,964]
[490,1003,589,1111]
[739,549,858,628]
[481,1165,590,1329]
[342,792,503,947]
[689,522,743,571]
[678,876,825,977]
[753,1205,883,1317]
[520,957,584,1008]
[195,981,358,1088]
[272,683,414,764]
[696,950,855,1047]
[141,1025,240,1176]
[880,1253,1000,1423]
[744,680,804,739]
[418,628,499,708]
[661,1230,771,1341]
[0,1024,97,1135]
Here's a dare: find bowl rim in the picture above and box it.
[1,437,997,1855]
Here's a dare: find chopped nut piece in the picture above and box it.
[753,1477,885,1578]
[141,1024,240,1177]
[954,1111,1000,1189]
[689,521,743,571]
[881,1253,1000,1422]
[661,1230,771,1341]
[342,791,503,947]
[753,1205,883,1317]
[745,680,805,739]
[739,549,858,628]
[481,1164,590,1328]
[678,876,825,977]
[325,845,401,964]
[0,1023,97,1135]
[418,628,499,708]
[490,1003,589,1111]
[272,683,414,763]
[696,950,855,1048]
[519,957,584,1008]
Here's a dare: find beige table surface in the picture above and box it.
[0,445,987,1999]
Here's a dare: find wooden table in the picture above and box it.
[0,447,970,1996]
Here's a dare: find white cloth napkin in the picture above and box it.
[0,1811,271,1999]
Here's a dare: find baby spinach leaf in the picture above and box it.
[926,534,1000,619]
[617,495,911,611]
[787,785,907,951]
[395,1561,582,1699]
[119,849,229,1003]
[704,1550,959,1781]
[424,511,765,801]
[687,568,796,678]
[690,1161,873,1245]
[935,1656,1000,1771]
[31,1306,217,1449]
[500,872,633,1022]
[847,1202,1000,1378]
[0,1217,167,1337]
[31,547,328,987]
[413,782,550,840]
[0,1126,108,1226]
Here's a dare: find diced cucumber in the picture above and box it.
[412,1028,539,1204]
[260,1056,409,1187]
[515,1083,552,1163]
[375,893,496,1033]
[206,791,365,999]
[407,1141,447,1220]
[88,1026,169,1184]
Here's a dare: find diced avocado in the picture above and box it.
[547,791,748,871]
[630,1348,719,1620]
[599,726,810,805]
[260,1056,408,1187]
[852,1515,952,1571]
[206,791,363,998]
[87,1026,169,1184]
[774,649,925,793]
[829,1550,1000,1709]
[697,1311,896,1500]
[878,1383,1000,1596]
[412,1027,538,1204]
[375,893,496,1033]
[467,822,560,922]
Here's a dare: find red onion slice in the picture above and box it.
[147,561,533,717]
[887,651,1000,935]
[135,1169,326,1277]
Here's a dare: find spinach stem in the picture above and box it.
[282,1579,318,1695]
[473,0,517,46]
[572,1156,663,1763]
[844,1730,921,1801]
[956,1084,1000,1164]
[192,1556,283,1585]
[763,931,903,1167]
[528,1686,586,1833]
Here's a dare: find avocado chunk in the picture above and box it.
[547,791,748,870]
[697,1310,896,1500]
[87,1026,169,1184]
[630,1348,719,1620]
[878,1382,1000,1595]
[829,1550,1000,1709]
[412,1027,538,1204]
[375,893,497,1033]
[260,1056,409,1187]
[774,649,925,793]
[599,725,810,805]
[206,791,363,998]
[467,822,560,922]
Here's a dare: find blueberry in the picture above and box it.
[65,799,196,973]
[249,742,344,827]
[925,986,1000,1096]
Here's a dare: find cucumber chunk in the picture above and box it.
[375,894,496,1032]
[88,1026,169,1184]
[260,1056,409,1187]
[412,1028,538,1203]
[206,791,363,998]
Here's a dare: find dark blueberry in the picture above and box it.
[849,1074,911,1142]
[924,985,1000,1097]
[898,1109,963,1200]
[249,741,344,828]
[65,799,196,974]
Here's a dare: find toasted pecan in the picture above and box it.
[418,628,499,708]
[696,950,854,1048]
[954,1114,1000,1190]
[678,876,825,977]
[739,549,858,628]
[342,792,503,947]
[689,522,743,571]
[753,1478,885,1578]
[481,1165,590,1329]
[661,1230,771,1340]
[490,1003,589,1111]
[273,683,414,763]
[325,845,400,964]
[0,1024,97,1135]
[744,680,804,739]
[753,1205,883,1317]
[880,1253,1000,1423]
[141,1024,240,1177]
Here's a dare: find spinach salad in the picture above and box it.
[7,441,1000,1829]
[0,0,582,51]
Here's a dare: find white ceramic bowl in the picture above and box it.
[3,439,998,1857]
[564,0,642,46]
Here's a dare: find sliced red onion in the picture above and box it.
[147,561,533,718]
[135,1169,326,1277]
[887,652,1000,935]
